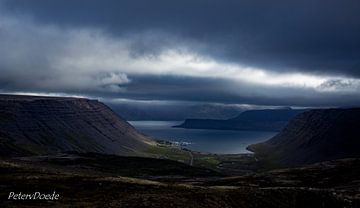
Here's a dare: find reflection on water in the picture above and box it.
[129,121,278,154]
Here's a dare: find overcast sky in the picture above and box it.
[0,0,360,107]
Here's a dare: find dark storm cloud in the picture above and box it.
[1,0,360,108]
[99,75,360,107]
[2,0,360,77]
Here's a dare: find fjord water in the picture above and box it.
[129,121,278,154]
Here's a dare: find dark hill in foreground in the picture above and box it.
[0,94,153,156]
[175,109,306,131]
[1,156,358,208]
[248,108,360,166]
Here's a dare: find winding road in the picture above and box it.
[188,151,194,166]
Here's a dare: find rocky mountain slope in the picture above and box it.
[0,94,153,156]
[175,109,306,131]
[248,108,360,166]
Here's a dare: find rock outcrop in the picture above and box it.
[0,94,153,156]
[248,108,360,166]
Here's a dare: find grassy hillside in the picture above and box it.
[0,156,357,208]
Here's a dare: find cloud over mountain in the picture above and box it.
[0,0,360,107]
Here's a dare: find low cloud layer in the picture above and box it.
[0,0,360,107]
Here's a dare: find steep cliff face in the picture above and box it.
[0,95,153,156]
[248,108,360,166]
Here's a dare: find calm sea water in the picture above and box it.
[129,121,277,154]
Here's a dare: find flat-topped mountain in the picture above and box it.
[109,103,244,121]
[248,108,360,166]
[175,109,306,131]
[0,94,153,156]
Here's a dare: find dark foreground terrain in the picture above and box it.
[0,153,359,208]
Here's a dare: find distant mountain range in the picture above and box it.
[175,109,307,131]
[108,103,245,121]
[248,108,360,166]
[0,94,153,156]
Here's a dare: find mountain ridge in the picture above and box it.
[0,94,153,156]
[247,108,360,166]
[175,109,307,131]
[109,103,244,121]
